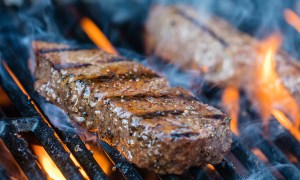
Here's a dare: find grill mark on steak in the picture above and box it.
[108,93,197,103]
[51,59,128,70]
[86,74,160,83]
[204,114,227,120]
[139,110,226,120]
[53,63,92,70]
[110,95,204,117]
[140,110,185,119]
[95,57,128,63]
[37,47,82,53]
[177,9,229,47]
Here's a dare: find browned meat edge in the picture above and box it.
[33,41,232,174]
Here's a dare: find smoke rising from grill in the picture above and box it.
[41,103,75,132]
[42,102,100,145]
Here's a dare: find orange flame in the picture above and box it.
[207,164,216,171]
[222,86,240,135]
[0,87,13,109]
[272,110,300,141]
[32,144,90,179]
[284,9,300,33]
[251,148,268,163]
[89,145,113,175]
[80,17,117,54]
[249,33,300,136]
[31,145,66,180]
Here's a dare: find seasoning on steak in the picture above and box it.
[33,41,232,174]
[145,6,300,106]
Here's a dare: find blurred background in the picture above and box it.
[0,0,300,58]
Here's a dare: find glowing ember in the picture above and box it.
[222,86,240,135]
[80,17,117,54]
[31,145,65,180]
[248,33,300,134]
[284,9,300,33]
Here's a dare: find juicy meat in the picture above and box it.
[145,6,300,105]
[33,41,232,174]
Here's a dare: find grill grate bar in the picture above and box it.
[270,119,300,165]
[189,167,211,180]
[255,138,300,179]
[0,119,46,179]
[0,63,88,180]
[0,116,85,180]
[2,48,142,179]
[55,128,109,180]
[214,158,241,180]
[99,140,143,180]
[244,128,300,179]
[231,135,275,179]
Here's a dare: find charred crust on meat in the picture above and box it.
[37,47,83,54]
[170,132,198,138]
[86,74,159,83]
[96,57,127,63]
[140,110,185,119]
[204,114,227,120]
[53,63,92,70]
[109,94,194,102]
[176,9,229,47]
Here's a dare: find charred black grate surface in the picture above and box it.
[0,62,108,180]
[242,125,300,179]
[0,117,85,180]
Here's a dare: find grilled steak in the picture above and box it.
[145,6,300,106]
[33,41,232,174]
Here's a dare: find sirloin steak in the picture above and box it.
[33,41,232,174]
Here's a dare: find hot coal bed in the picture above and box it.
[1,0,300,179]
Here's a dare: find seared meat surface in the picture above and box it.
[145,6,300,106]
[33,41,232,174]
